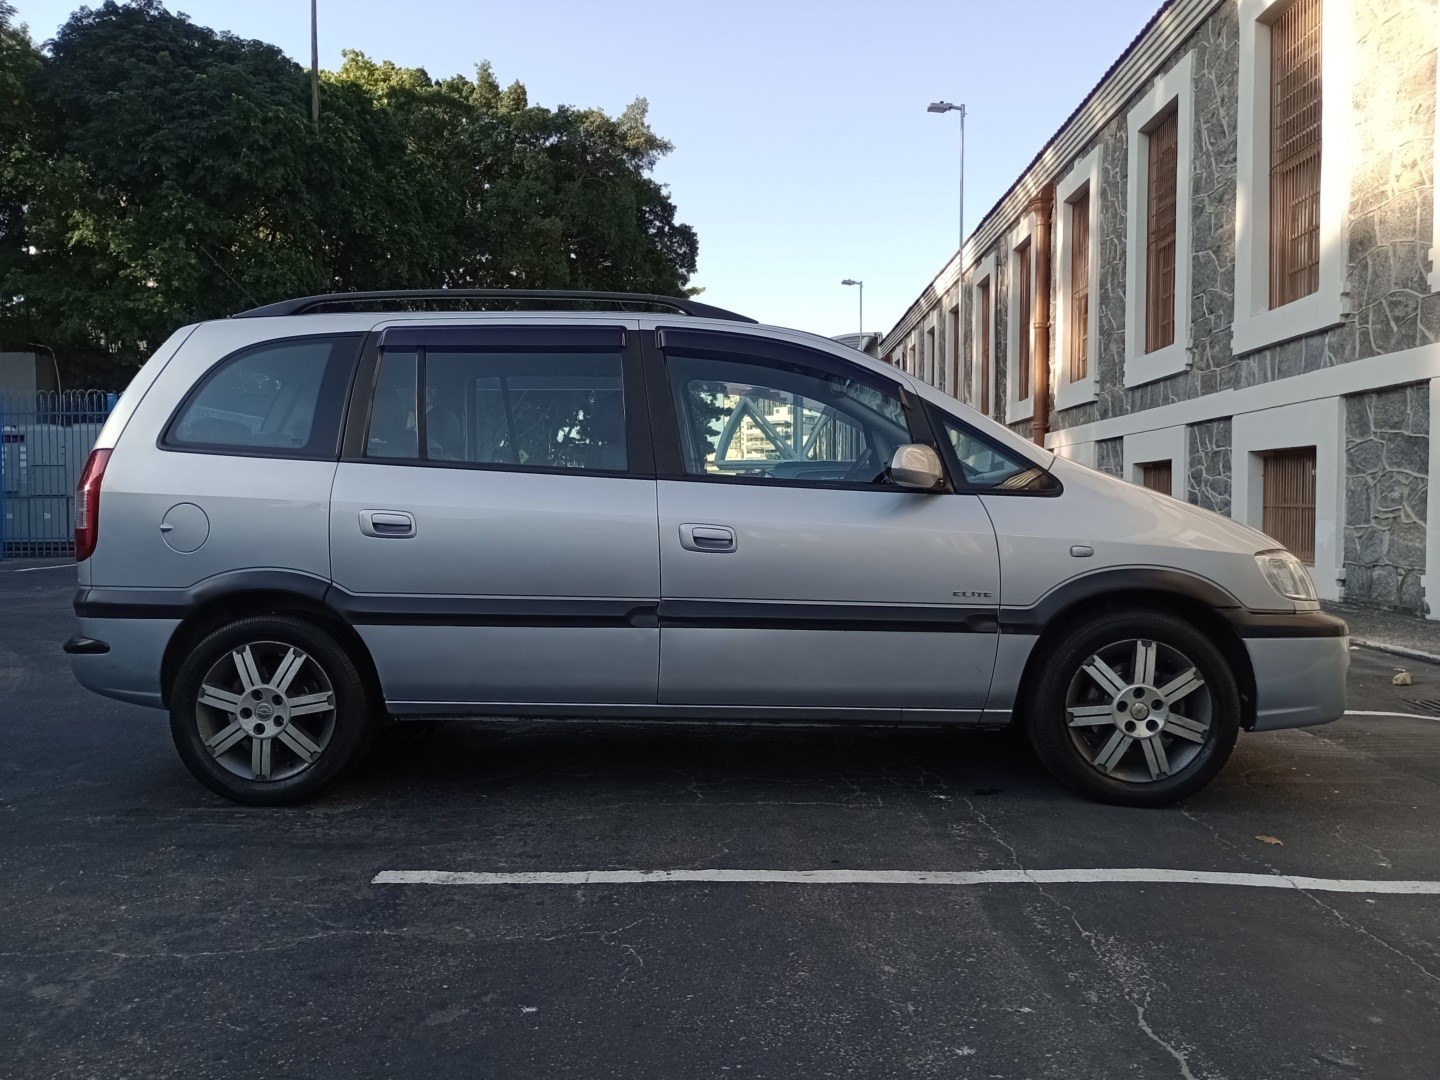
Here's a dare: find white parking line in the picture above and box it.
[1345,710,1440,721]
[8,564,75,572]
[373,868,1440,894]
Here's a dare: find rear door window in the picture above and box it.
[365,333,629,474]
[165,335,362,457]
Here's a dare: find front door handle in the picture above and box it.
[359,509,416,539]
[679,523,737,553]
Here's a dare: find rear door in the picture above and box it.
[647,328,1001,718]
[329,323,660,709]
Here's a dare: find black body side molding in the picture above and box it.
[74,569,332,620]
[996,567,1345,639]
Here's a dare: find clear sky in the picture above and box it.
[13,0,1161,339]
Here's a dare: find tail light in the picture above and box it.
[74,448,112,562]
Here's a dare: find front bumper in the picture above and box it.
[1245,632,1349,731]
[65,616,177,710]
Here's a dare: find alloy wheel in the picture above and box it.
[1063,638,1213,783]
[194,640,337,782]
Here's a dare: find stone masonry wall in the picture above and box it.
[1049,5,1241,433]
[1351,0,1439,360]
[1096,437,1124,477]
[1345,384,1429,613]
[1187,419,1232,516]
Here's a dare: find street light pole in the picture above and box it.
[841,279,864,338]
[926,101,967,253]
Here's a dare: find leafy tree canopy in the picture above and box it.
[0,0,697,372]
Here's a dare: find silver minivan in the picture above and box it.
[65,290,1348,806]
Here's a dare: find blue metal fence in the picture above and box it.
[0,391,116,558]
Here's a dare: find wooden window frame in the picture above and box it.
[1015,239,1033,403]
[1055,147,1100,411]
[947,302,961,399]
[1123,52,1194,388]
[1068,188,1092,382]
[1144,106,1180,354]
[1268,0,1322,310]
[1005,216,1036,425]
[1261,446,1318,564]
[1232,0,1350,356]
[973,261,995,417]
[1138,459,1174,495]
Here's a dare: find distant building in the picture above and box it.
[830,332,883,357]
[882,0,1440,616]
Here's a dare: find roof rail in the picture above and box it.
[232,289,756,323]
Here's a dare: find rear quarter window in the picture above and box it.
[163,335,363,458]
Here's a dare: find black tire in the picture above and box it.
[169,615,378,805]
[1024,608,1241,807]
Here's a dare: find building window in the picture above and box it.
[1055,147,1100,411]
[908,343,917,374]
[947,303,960,398]
[973,260,996,417]
[1233,0,1349,355]
[1268,0,1322,309]
[1261,447,1317,563]
[925,325,937,386]
[1124,52,1194,388]
[977,284,991,414]
[971,252,997,418]
[1145,107,1180,353]
[1069,190,1092,381]
[1139,459,1173,494]
[1015,239,1032,402]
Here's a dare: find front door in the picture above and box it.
[328,323,660,709]
[648,329,1001,718]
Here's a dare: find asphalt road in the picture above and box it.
[2,560,1439,1080]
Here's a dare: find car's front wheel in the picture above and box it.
[169,616,377,805]
[1025,609,1241,807]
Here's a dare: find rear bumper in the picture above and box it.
[1245,632,1349,731]
[65,616,176,710]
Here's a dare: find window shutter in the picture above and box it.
[1270,0,1322,308]
[1069,190,1091,382]
[978,281,991,416]
[1261,448,1317,563]
[1139,460,1173,494]
[1016,242,1032,401]
[947,305,960,398]
[1145,109,1179,353]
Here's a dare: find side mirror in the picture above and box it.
[888,444,945,491]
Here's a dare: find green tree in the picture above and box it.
[0,2,42,334]
[331,51,698,295]
[3,1,697,373]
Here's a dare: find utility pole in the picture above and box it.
[310,0,320,129]
[841,279,864,339]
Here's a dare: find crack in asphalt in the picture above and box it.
[959,795,1213,1080]
[1180,805,1440,988]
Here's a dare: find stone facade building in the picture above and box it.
[880,0,1440,616]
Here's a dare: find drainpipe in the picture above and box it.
[1028,187,1054,448]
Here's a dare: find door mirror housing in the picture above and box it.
[888,444,945,491]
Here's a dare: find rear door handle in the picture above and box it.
[679,523,737,553]
[359,509,416,539]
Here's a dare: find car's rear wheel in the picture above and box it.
[169,616,377,805]
[1025,609,1241,807]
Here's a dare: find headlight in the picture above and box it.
[1255,549,1317,601]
